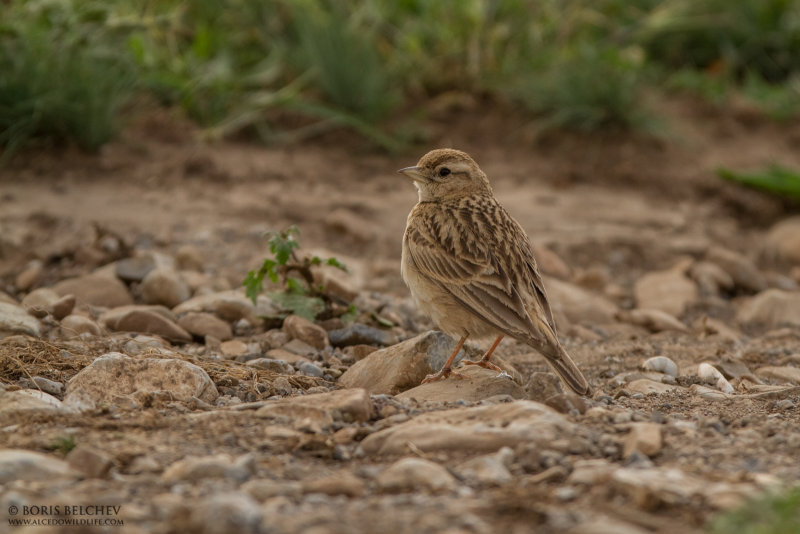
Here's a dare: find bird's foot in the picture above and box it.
[461,358,503,372]
[421,367,469,384]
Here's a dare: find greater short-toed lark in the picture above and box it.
[399,148,590,396]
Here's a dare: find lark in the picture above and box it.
[399,148,590,395]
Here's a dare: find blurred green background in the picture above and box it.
[2,0,800,156]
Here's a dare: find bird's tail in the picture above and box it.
[534,338,591,396]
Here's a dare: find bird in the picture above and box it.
[399,148,590,396]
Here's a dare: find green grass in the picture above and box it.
[2,0,800,156]
[0,0,136,158]
[707,487,800,534]
[717,165,800,203]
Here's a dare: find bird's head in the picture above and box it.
[398,148,492,202]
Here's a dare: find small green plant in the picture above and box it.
[243,225,348,321]
[50,435,77,455]
[717,164,800,202]
[707,487,800,534]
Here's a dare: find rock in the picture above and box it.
[220,339,249,358]
[26,376,65,396]
[634,262,697,317]
[532,245,572,280]
[611,466,753,510]
[397,365,524,403]
[526,372,586,414]
[707,246,767,293]
[570,517,650,534]
[302,472,366,497]
[283,314,328,350]
[60,314,102,338]
[328,324,396,347]
[738,289,800,328]
[625,379,682,396]
[100,305,192,343]
[115,256,156,282]
[52,273,133,308]
[617,309,687,332]
[66,445,114,478]
[51,294,76,320]
[623,423,663,458]
[0,389,66,423]
[296,361,324,378]
[256,388,373,428]
[545,277,618,325]
[242,479,302,500]
[641,356,679,377]
[15,260,43,291]
[315,266,359,302]
[259,329,291,349]
[689,261,735,296]
[339,331,477,395]
[568,458,616,485]
[695,316,742,344]
[361,400,572,455]
[246,358,293,374]
[141,267,191,308]
[281,338,318,356]
[0,302,41,337]
[65,352,218,410]
[755,366,800,385]
[376,457,457,494]
[344,344,379,361]
[265,348,311,365]
[175,244,205,271]
[163,454,254,482]
[0,450,79,483]
[697,363,734,393]
[455,448,514,485]
[189,492,262,534]
[714,359,757,382]
[324,208,375,243]
[688,383,730,400]
[174,290,275,323]
[22,289,75,320]
[178,312,232,340]
[21,288,59,317]
[763,216,800,265]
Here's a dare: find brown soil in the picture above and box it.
[1,96,800,533]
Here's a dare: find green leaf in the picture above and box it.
[262,258,278,283]
[269,291,325,321]
[242,269,264,305]
[269,231,299,265]
[341,304,358,324]
[286,277,307,294]
[326,257,348,272]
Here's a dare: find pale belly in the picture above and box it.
[401,247,499,340]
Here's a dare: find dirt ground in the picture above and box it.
[1,96,800,534]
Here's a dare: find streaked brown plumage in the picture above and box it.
[399,148,590,396]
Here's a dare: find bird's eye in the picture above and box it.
[438,167,451,177]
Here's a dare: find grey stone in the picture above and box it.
[100,305,192,343]
[0,450,79,483]
[177,312,232,340]
[0,302,41,337]
[376,457,457,494]
[65,352,218,410]
[361,400,571,455]
[52,273,133,308]
[296,361,324,378]
[328,324,397,347]
[141,267,191,308]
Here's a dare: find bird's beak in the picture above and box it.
[397,166,428,184]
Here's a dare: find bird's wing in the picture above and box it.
[405,216,550,344]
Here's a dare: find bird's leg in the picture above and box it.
[421,334,469,383]
[461,335,504,372]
